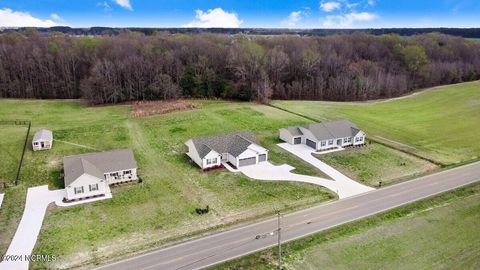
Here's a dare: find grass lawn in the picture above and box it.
[0,99,334,269]
[315,141,438,187]
[212,182,480,270]
[291,188,480,270]
[0,124,27,186]
[273,81,480,165]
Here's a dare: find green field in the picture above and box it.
[212,183,480,270]
[0,99,334,269]
[0,124,27,185]
[273,81,480,165]
[1,81,478,268]
[291,190,480,269]
[315,142,438,186]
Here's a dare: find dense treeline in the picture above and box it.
[0,31,479,104]
[6,27,480,38]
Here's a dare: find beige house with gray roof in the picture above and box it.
[185,132,268,170]
[32,129,53,151]
[63,149,137,201]
[280,119,366,151]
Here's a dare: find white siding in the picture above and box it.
[353,131,366,145]
[279,128,293,144]
[236,148,258,167]
[32,139,53,151]
[201,150,221,169]
[227,153,237,166]
[185,140,203,167]
[65,174,107,201]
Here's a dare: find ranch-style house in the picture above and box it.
[280,119,366,151]
[63,149,138,201]
[185,131,268,170]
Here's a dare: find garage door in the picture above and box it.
[306,139,316,149]
[238,157,257,167]
[293,137,301,144]
[258,154,267,162]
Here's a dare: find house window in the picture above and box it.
[89,184,99,192]
[74,186,84,194]
[123,170,131,175]
[348,137,352,142]
[321,141,326,147]
[34,142,38,145]
[328,139,334,145]
[206,158,217,165]
[110,172,119,177]
[355,136,364,142]
[343,138,348,143]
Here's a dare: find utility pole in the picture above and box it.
[277,210,282,270]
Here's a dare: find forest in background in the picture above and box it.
[0,30,479,104]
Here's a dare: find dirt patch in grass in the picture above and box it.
[131,100,198,117]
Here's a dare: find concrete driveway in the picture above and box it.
[239,160,373,199]
[239,161,344,197]
[0,186,111,270]
[0,193,4,208]
[277,143,375,196]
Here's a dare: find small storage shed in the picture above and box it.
[32,129,53,151]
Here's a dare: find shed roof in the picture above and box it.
[33,129,53,142]
[63,149,137,186]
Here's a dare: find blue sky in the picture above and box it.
[0,0,479,28]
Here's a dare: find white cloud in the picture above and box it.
[184,8,243,28]
[322,12,377,27]
[113,0,132,11]
[282,11,302,27]
[367,0,376,6]
[0,8,60,27]
[320,1,341,12]
[98,1,112,12]
[50,13,64,22]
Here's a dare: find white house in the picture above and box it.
[185,131,268,170]
[32,129,53,151]
[280,119,366,151]
[63,149,138,201]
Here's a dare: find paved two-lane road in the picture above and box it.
[97,162,480,270]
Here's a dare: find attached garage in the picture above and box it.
[306,139,317,149]
[238,157,257,167]
[293,137,301,144]
[258,154,267,162]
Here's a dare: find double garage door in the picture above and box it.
[306,139,317,149]
[238,154,267,167]
[238,157,257,167]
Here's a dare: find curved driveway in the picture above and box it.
[239,162,372,198]
[277,143,375,197]
[95,162,480,270]
[239,143,374,199]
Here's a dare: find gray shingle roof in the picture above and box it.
[284,119,361,141]
[33,129,52,142]
[285,126,302,136]
[63,149,137,186]
[322,119,360,138]
[191,132,259,158]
